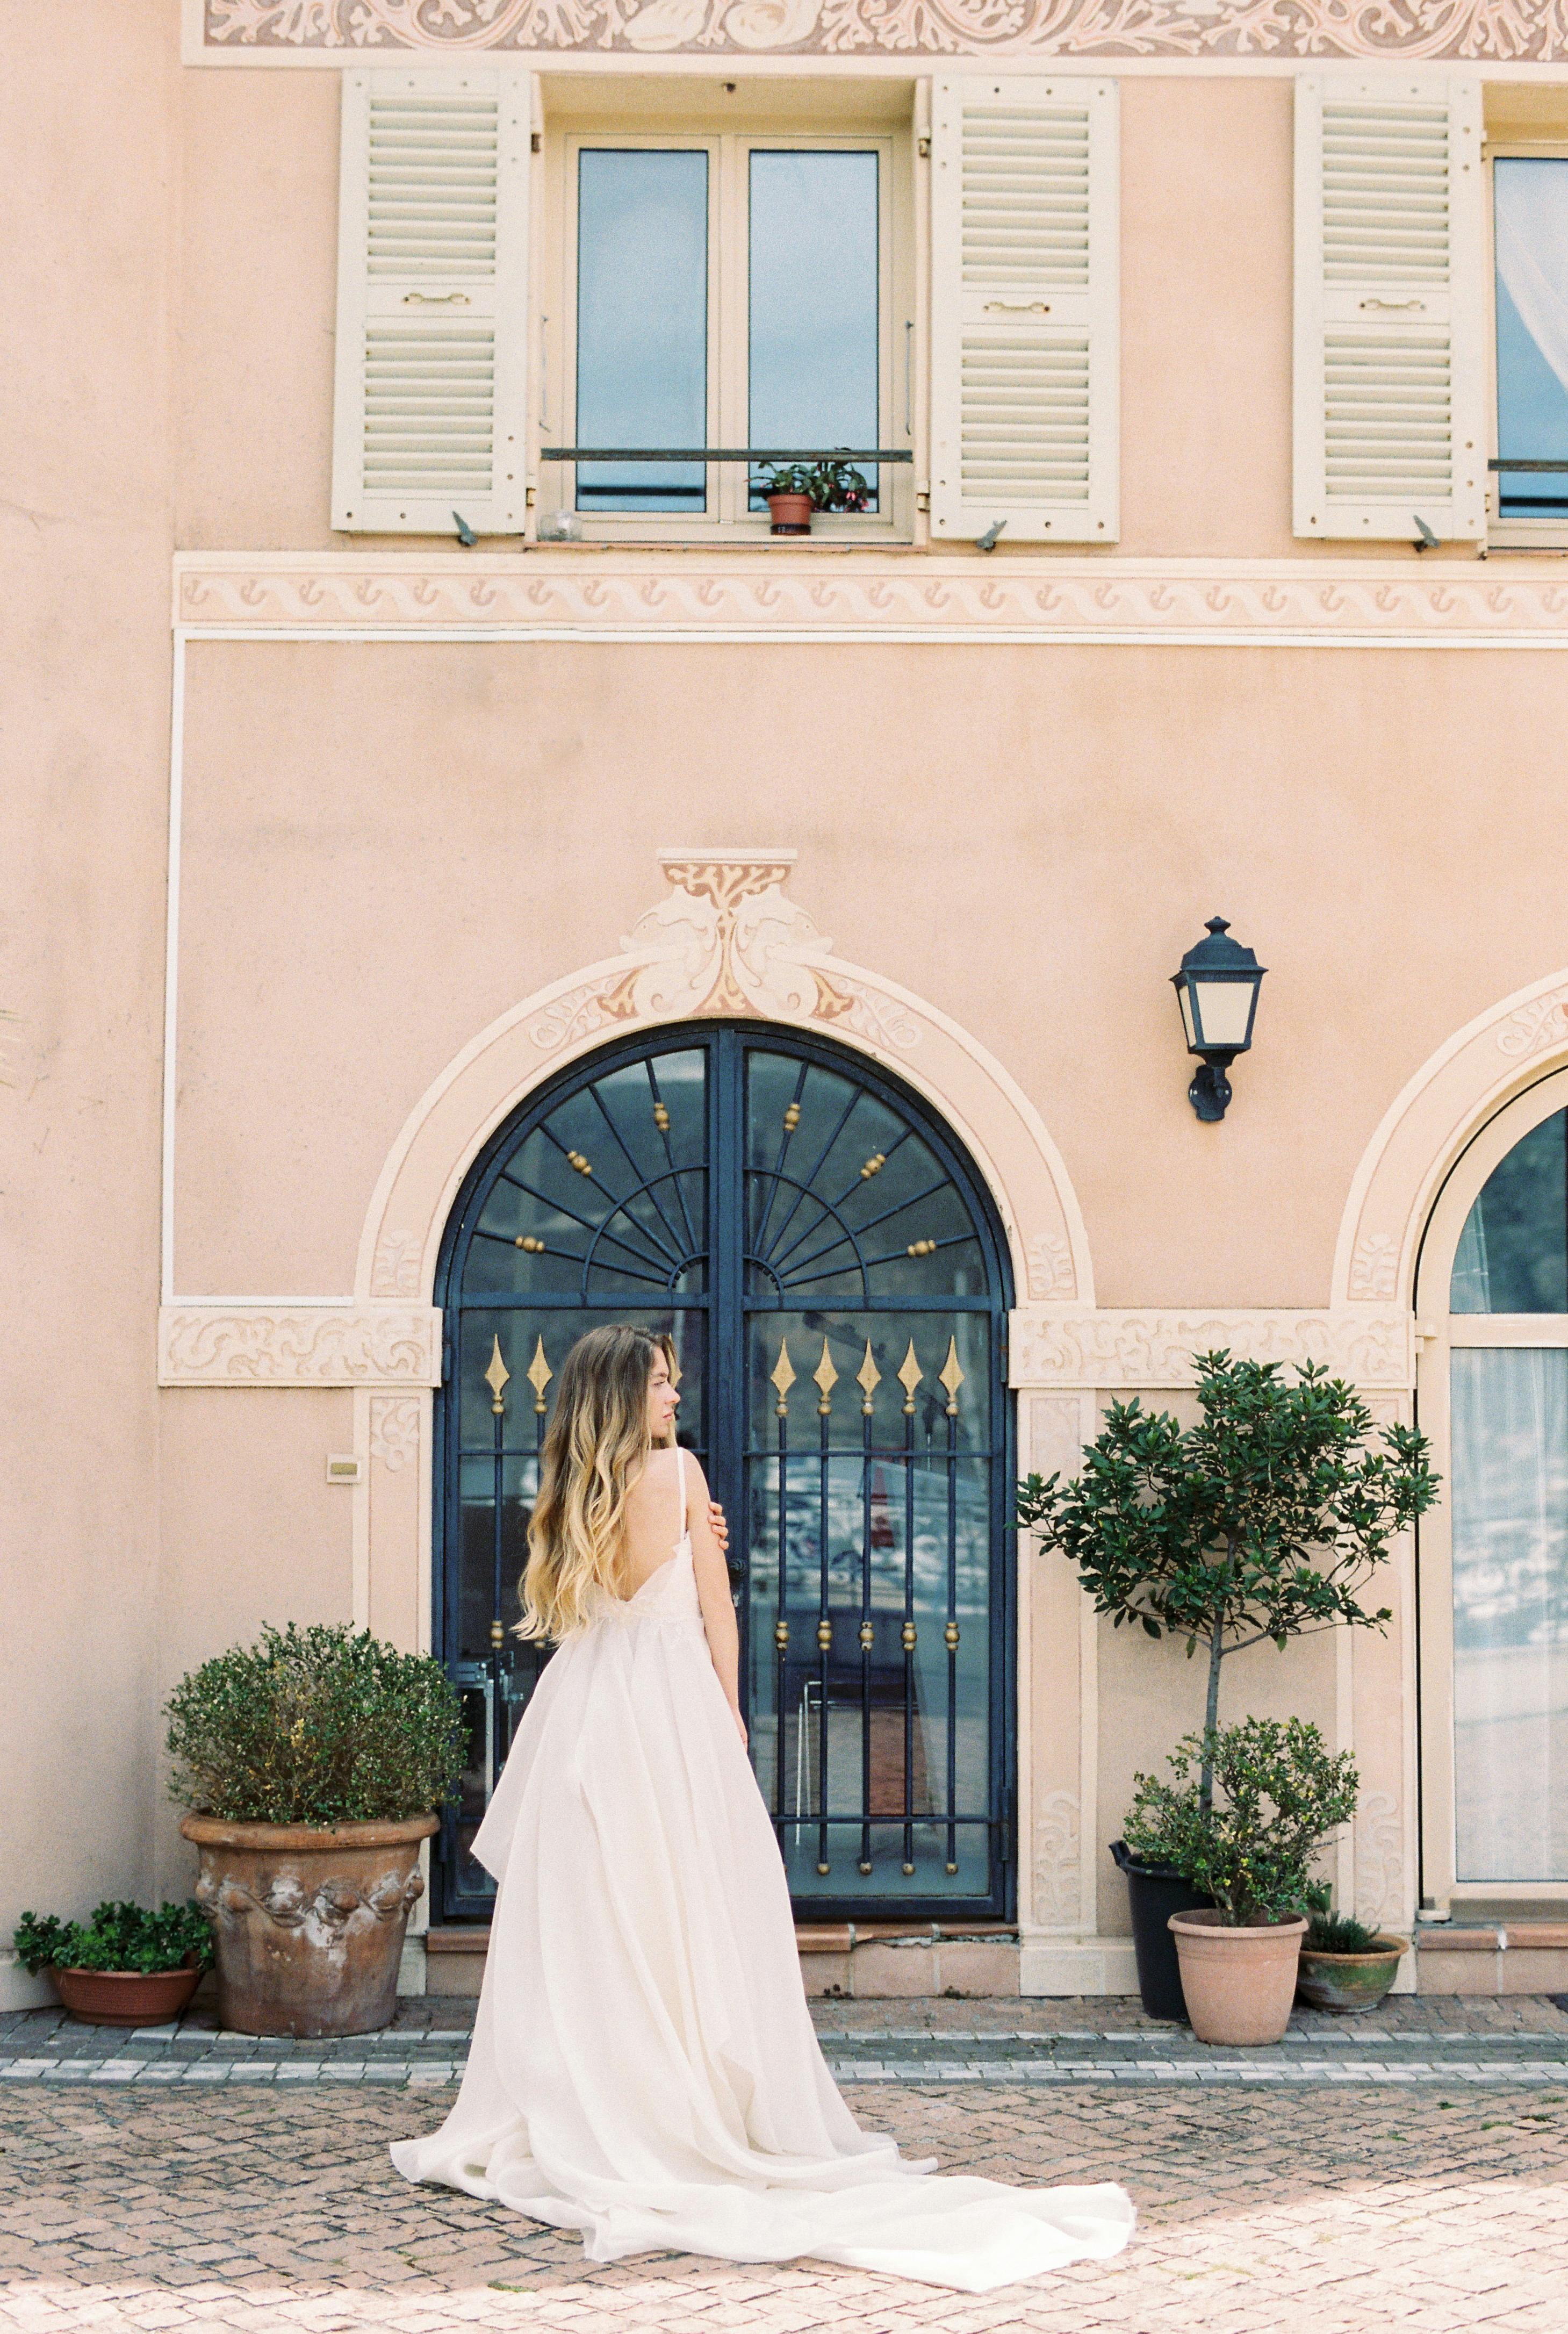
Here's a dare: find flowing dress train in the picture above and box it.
[391,1450,1134,2292]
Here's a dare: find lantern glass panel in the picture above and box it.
[1176,983,1198,1050]
[1191,977,1255,1050]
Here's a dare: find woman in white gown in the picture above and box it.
[393,1324,1133,2292]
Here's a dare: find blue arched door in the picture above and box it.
[434,1023,1015,1923]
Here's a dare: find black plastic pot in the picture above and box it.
[1109,1839,1215,2022]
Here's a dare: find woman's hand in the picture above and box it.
[708,1500,729,1556]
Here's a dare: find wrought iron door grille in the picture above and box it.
[433,1024,1013,1923]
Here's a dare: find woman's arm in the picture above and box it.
[685,1456,745,1746]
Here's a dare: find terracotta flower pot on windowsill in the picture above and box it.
[766,492,814,535]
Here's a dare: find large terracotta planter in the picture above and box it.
[52,1962,203,2028]
[181,1812,436,2037]
[1168,1908,1307,2046]
[1296,1934,1406,2014]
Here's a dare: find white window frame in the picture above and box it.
[1484,139,1568,552]
[1415,1066,1568,1916]
[537,120,915,544]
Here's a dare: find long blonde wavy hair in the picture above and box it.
[516,1324,673,1642]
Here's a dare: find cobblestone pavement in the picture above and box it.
[2,2006,1567,2331]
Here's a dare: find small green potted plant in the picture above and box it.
[1125,1715,1358,2046]
[13,1901,213,2027]
[1294,1883,1406,2013]
[1018,1351,1437,2021]
[166,1622,463,2039]
[759,454,872,535]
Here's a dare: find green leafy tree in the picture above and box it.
[1017,1351,1438,1806]
[1123,1717,1358,1924]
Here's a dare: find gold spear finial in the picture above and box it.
[938,1336,965,1417]
[485,1336,511,1415]
[524,1335,551,1414]
[814,1337,839,1416]
[897,1339,923,1416]
[856,1340,881,1417]
[771,1337,796,1418]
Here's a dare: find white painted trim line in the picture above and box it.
[175,623,1568,651]
[160,633,186,1307]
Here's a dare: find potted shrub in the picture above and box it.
[1295,1885,1407,2013]
[759,454,872,535]
[13,1900,213,2028]
[1018,1351,1436,2020]
[1126,1716,1357,2045]
[166,1622,463,2039]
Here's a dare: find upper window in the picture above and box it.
[1491,154,1568,540]
[1452,1108,1568,1313]
[542,128,910,541]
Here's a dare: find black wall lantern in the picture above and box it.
[1171,917,1267,1122]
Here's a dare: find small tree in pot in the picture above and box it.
[166,1622,463,2038]
[1017,1351,1437,2016]
[1125,1716,1358,2044]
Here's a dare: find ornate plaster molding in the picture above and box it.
[176,556,1568,648]
[355,849,1094,1305]
[159,1306,442,1387]
[196,0,1568,64]
[1010,1307,1415,1389]
[1333,964,1568,1310]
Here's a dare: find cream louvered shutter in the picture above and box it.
[332,70,530,536]
[930,77,1119,545]
[1294,74,1485,541]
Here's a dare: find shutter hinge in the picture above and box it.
[918,133,931,159]
[531,131,542,153]
[441,1335,455,1386]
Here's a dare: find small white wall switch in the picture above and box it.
[326,1453,363,1485]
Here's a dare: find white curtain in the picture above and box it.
[1495,160,1568,402]
[1451,1347,1568,1880]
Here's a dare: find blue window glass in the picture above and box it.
[1451,1110,1568,1313]
[1494,158,1568,517]
[576,149,708,514]
[749,150,880,512]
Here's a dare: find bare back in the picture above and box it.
[619,1444,688,1598]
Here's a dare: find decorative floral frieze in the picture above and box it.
[1354,1791,1405,1932]
[1347,1231,1399,1302]
[200,0,1568,63]
[1032,1789,1081,1933]
[1010,1308,1414,1389]
[369,1393,422,1470]
[159,1306,442,1386]
[519,853,922,1057]
[176,559,1568,647]
[371,1229,423,1298]
[1497,988,1568,1060]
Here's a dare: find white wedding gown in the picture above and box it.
[392,1451,1134,2292]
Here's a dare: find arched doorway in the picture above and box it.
[1416,1066,1568,1913]
[432,1021,1015,1924]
